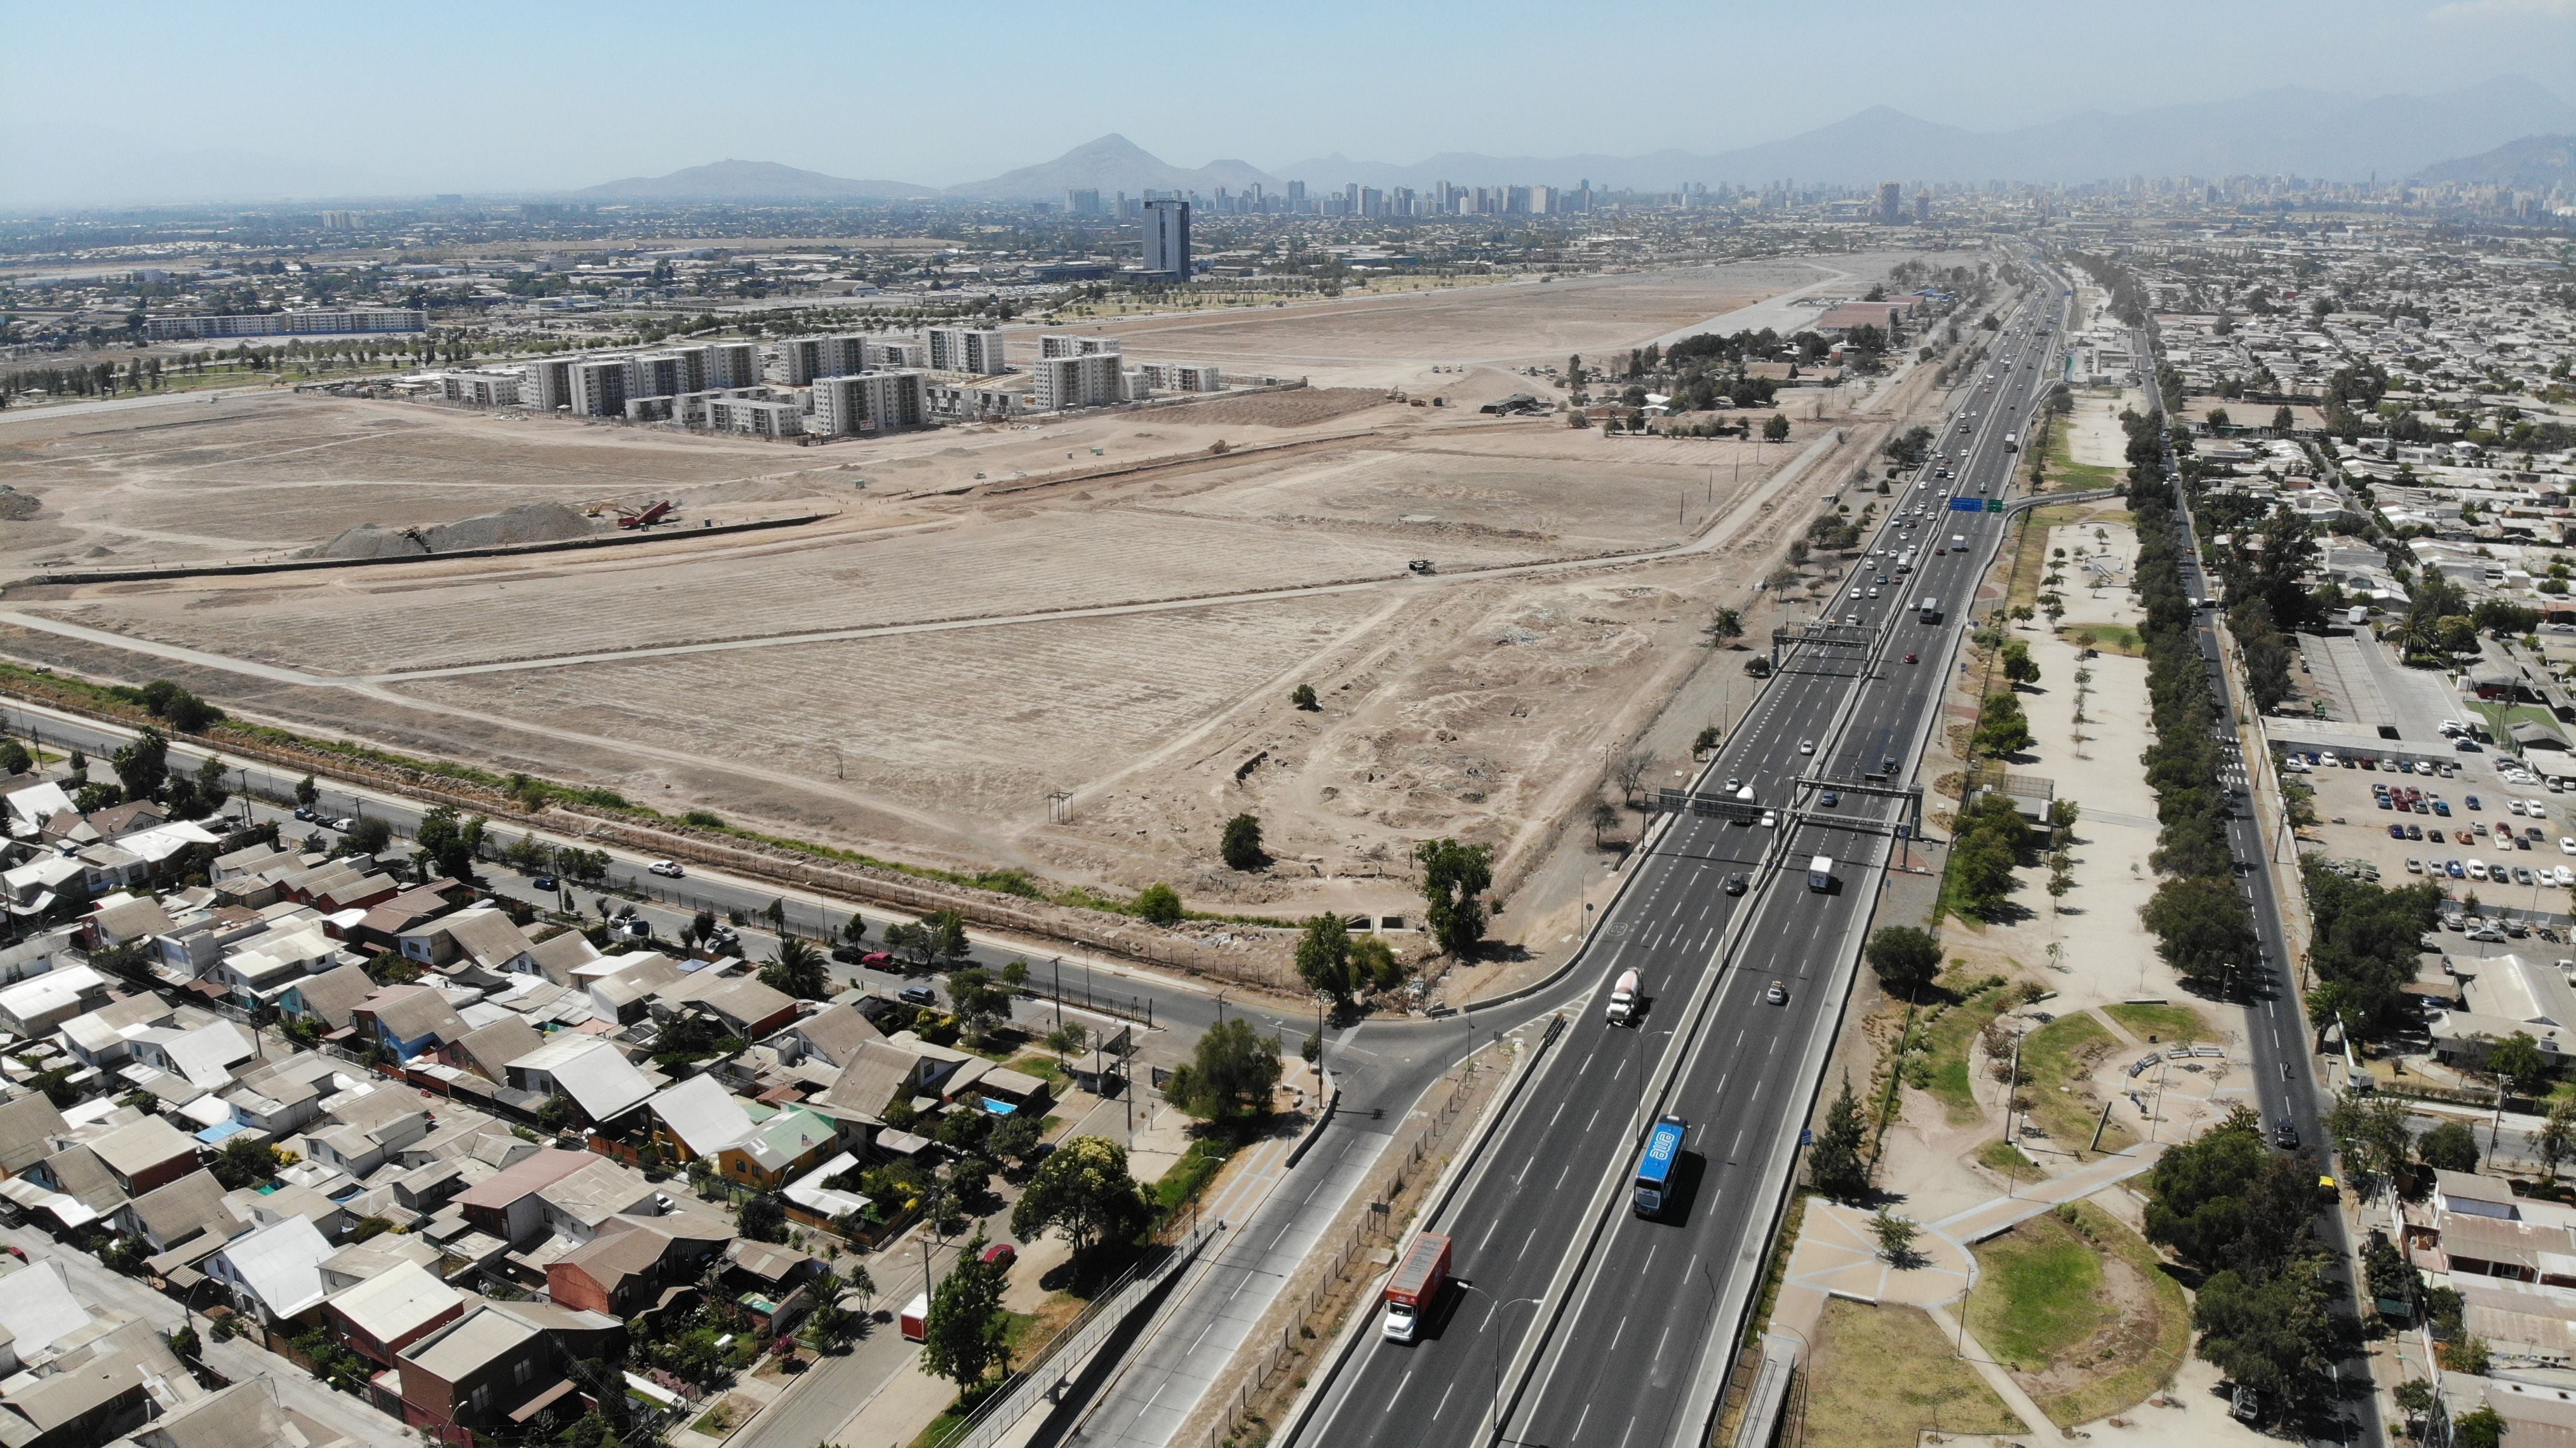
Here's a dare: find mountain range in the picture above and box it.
[566,77,2576,204]
[2415,132,2576,189]
[6,77,2572,210]
[577,159,934,201]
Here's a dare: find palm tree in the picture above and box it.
[761,937,830,1000]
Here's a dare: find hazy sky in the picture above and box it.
[5,0,2575,201]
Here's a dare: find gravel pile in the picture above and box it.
[308,502,600,559]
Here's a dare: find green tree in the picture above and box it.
[1415,838,1494,958]
[1809,1076,1871,1200]
[415,805,485,881]
[761,937,831,1000]
[1291,683,1319,711]
[1762,413,1790,443]
[0,739,29,776]
[2419,1119,2480,1173]
[2487,1030,2552,1094]
[841,911,869,944]
[1010,1134,1150,1257]
[1999,639,2040,687]
[2324,1090,2416,1193]
[344,815,393,857]
[920,1231,1010,1387]
[1163,1017,1282,1123]
[1133,883,1183,926]
[1703,607,1743,647]
[946,966,1015,1042]
[1973,692,2032,757]
[1871,1209,1921,1265]
[1220,813,1267,871]
[2192,1259,2341,1414]
[111,726,168,801]
[1350,934,1403,992]
[2542,1095,2576,1181]
[2140,876,2258,991]
[294,774,318,808]
[2454,1404,2507,1448]
[1865,925,1943,1000]
[1294,913,1354,1005]
[736,1193,788,1243]
[210,1135,285,1190]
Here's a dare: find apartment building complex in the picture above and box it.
[142,307,426,340]
[1138,361,1221,392]
[1039,333,1121,359]
[1141,199,1191,277]
[925,326,1007,375]
[1030,352,1129,410]
[811,371,930,435]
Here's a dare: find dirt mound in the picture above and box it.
[308,502,600,559]
[0,488,37,521]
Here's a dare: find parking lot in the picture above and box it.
[2285,741,2576,920]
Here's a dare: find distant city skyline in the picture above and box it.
[5,0,2576,207]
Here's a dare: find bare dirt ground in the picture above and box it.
[0,254,1961,923]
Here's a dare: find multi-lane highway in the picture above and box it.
[1289,294,2072,1448]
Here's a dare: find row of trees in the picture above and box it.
[2145,1106,2345,1425]
[2126,429,2264,997]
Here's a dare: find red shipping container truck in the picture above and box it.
[1383,1232,1452,1343]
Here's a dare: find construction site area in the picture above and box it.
[0,250,1982,941]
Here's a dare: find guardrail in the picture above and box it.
[922,1222,1215,1448]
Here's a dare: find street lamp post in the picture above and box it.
[1456,1285,1543,1446]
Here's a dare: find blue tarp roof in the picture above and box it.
[194,1120,248,1145]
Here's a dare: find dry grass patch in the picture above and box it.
[1805,1298,2026,1445]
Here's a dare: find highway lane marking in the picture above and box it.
[1573,1402,1592,1440]
[1520,1226,1538,1260]
[1433,1380,1454,1422]
[1586,1108,1599,1132]
[1609,1315,1627,1351]
[1480,1217,1499,1250]
[1551,1101,1566,1128]
[1395,1369,1412,1402]
[1555,1160,1572,1190]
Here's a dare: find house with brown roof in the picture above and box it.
[453,1149,594,1247]
[0,1092,66,1176]
[779,1002,882,1069]
[352,983,470,1063]
[112,1168,246,1255]
[544,1211,734,1317]
[451,1016,544,1084]
[398,906,535,974]
[664,974,798,1040]
[84,1113,199,1197]
[276,962,376,1032]
[391,1299,622,1445]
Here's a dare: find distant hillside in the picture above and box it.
[942,134,1275,199]
[2416,133,2576,189]
[1271,77,2576,190]
[575,159,934,201]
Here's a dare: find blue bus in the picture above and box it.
[1634,1115,1687,1217]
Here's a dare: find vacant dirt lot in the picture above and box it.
[0,255,1954,920]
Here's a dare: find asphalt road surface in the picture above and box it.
[2163,361,2387,1447]
[1291,293,2070,1448]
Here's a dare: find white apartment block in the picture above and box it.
[926,380,1029,422]
[433,370,523,407]
[566,358,632,418]
[927,327,1007,375]
[141,307,425,340]
[867,337,930,370]
[704,391,805,438]
[810,370,930,436]
[520,357,573,412]
[1031,353,1127,410]
[1139,361,1223,392]
[1040,333,1121,359]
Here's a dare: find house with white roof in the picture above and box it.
[205,1214,335,1325]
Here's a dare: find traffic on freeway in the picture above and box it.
[1289,286,2074,1448]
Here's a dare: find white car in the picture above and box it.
[2469,861,2491,880]
[1850,589,1863,601]
[647,860,685,878]
[2559,866,2576,887]
[2406,858,2424,873]
[2509,800,2527,816]
[1760,810,1779,828]
[1799,739,1815,755]
[2529,800,2550,817]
